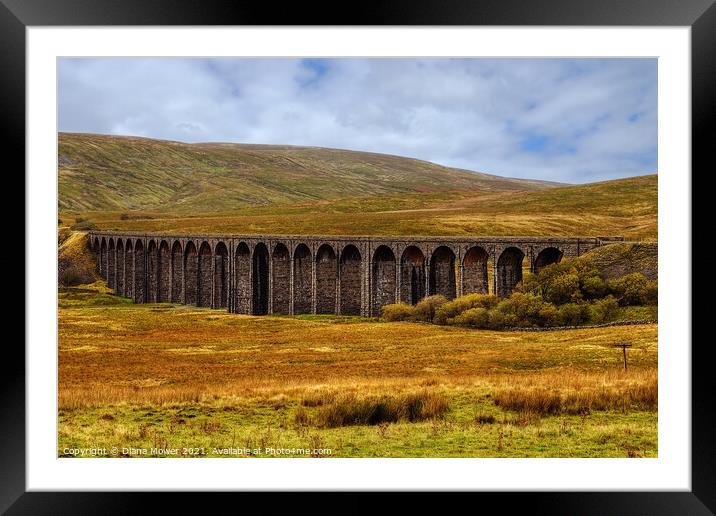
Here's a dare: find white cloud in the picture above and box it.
[58,57,657,184]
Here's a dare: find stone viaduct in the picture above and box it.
[88,233,623,317]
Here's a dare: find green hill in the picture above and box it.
[58,132,558,213]
[581,242,658,280]
[58,133,657,240]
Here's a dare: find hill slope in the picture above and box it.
[58,133,558,212]
[62,174,657,240]
[581,242,658,280]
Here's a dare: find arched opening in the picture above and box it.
[184,241,198,305]
[400,246,425,305]
[124,240,134,300]
[340,245,362,315]
[197,242,213,307]
[497,247,525,298]
[252,243,269,315]
[429,246,456,300]
[293,244,312,315]
[171,241,182,303]
[463,246,489,295]
[116,239,124,296]
[100,238,108,281]
[534,247,563,274]
[107,239,116,290]
[372,245,396,315]
[272,243,290,315]
[214,242,228,309]
[316,244,337,314]
[159,241,170,302]
[147,240,159,303]
[235,242,251,314]
[134,240,145,303]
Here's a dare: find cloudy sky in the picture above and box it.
[58,58,657,184]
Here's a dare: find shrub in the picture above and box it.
[543,271,581,305]
[433,293,498,325]
[645,280,658,305]
[581,274,607,299]
[515,273,541,296]
[589,295,619,324]
[382,303,415,322]
[120,213,131,220]
[537,303,561,327]
[494,292,547,328]
[558,302,590,326]
[411,295,448,322]
[452,306,490,328]
[528,257,608,305]
[488,309,507,329]
[608,273,653,306]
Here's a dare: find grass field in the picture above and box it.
[58,284,657,458]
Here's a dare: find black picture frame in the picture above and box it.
[6,0,711,512]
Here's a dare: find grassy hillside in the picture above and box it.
[59,132,556,213]
[58,133,657,239]
[581,242,658,280]
[62,174,657,240]
[58,230,98,286]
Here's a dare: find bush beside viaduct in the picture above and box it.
[88,233,623,317]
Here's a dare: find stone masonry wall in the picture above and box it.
[90,232,621,317]
[316,245,337,314]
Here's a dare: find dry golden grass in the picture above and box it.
[307,391,450,428]
[60,175,657,240]
[58,285,657,457]
[59,286,657,409]
[493,369,657,415]
[58,230,98,285]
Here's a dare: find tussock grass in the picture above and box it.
[493,370,657,415]
[313,391,449,428]
[474,413,496,425]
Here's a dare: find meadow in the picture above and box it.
[58,284,657,458]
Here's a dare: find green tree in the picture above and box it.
[608,273,652,306]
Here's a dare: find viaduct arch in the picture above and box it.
[90,233,621,317]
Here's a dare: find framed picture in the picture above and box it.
[10,0,711,512]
